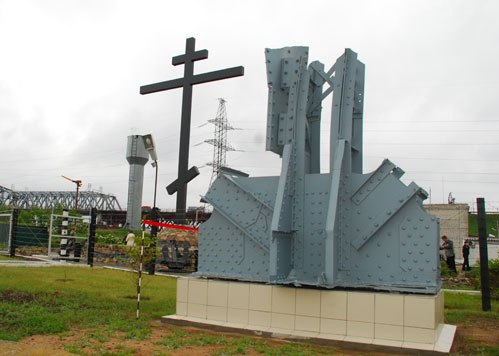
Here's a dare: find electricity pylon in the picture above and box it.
[203,98,240,186]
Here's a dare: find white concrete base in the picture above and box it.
[163,277,456,353]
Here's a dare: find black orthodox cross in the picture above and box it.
[140,37,244,221]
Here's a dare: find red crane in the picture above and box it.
[62,175,82,210]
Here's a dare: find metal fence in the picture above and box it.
[0,213,12,253]
[1,208,96,266]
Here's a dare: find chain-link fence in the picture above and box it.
[0,208,200,272]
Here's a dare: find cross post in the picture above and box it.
[140,37,244,223]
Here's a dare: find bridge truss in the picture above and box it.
[0,185,122,210]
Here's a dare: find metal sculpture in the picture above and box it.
[140,37,244,221]
[197,47,441,294]
[160,239,192,270]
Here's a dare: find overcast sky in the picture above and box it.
[1,0,498,213]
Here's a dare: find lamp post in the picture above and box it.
[142,134,158,275]
[151,161,158,210]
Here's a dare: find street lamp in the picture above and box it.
[142,134,158,209]
[142,134,158,275]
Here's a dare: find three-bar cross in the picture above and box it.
[140,37,244,222]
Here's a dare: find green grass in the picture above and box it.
[0,266,497,355]
[444,291,499,324]
[471,346,499,356]
[0,266,176,341]
[0,266,336,354]
[156,329,333,355]
[468,213,499,237]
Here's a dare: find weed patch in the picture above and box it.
[0,266,175,341]
[1,289,37,303]
[156,329,333,355]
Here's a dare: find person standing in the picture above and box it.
[462,239,471,271]
[440,235,457,273]
[125,230,136,247]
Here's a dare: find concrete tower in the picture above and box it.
[126,135,149,229]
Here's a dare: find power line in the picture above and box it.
[364,129,499,133]
[365,119,499,123]
[365,155,499,163]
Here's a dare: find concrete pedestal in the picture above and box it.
[163,277,456,353]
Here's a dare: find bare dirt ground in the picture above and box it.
[451,318,499,354]
[0,323,360,356]
[0,318,498,355]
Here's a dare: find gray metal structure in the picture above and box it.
[126,135,149,229]
[0,185,121,210]
[197,47,441,294]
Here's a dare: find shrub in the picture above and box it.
[95,228,138,245]
[440,260,454,277]
[466,258,499,299]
